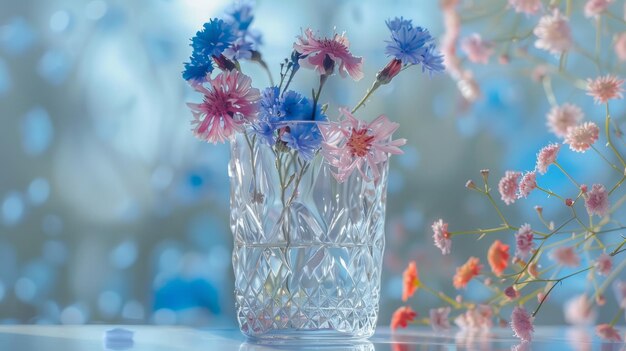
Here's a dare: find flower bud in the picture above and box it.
[565,198,573,207]
[504,286,519,300]
[465,180,477,189]
[580,184,588,193]
[376,58,402,85]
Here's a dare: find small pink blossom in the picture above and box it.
[432,219,452,255]
[565,294,596,326]
[536,143,560,174]
[534,10,572,55]
[460,34,494,64]
[508,0,542,15]
[429,307,451,332]
[595,253,612,276]
[565,122,599,153]
[515,224,534,259]
[550,246,581,267]
[615,33,626,62]
[546,103,584,138]
[294,28,364,81]
[454,305,493,330]
[504,286,519,300]
[586,75,625,104]
[511,306,534,342]
[499,171,521,205]
[187,70,260,144]
[585,184,609,217]
[595,324,622,342]
[584,0,613,18]
[518,171,537,198]
[320,108,405,183]
[613,280,626,308]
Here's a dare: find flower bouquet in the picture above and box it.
[182,2,443,341]
[392,0,626,345]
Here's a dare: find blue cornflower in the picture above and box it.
[182,52,213,81]
[385,18,445,75]
[191,18,236,58]
[280,90,310,121]
[224,38,253,60]
[225,2,255,32]
[420,44,445,75]
[280,99,327,161]
[386,17,413,32]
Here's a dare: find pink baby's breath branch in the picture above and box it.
[605,103,626,168]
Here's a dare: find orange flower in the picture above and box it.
[391,306,417,330]
[402,261,421,301]
[453,257,483,289]
[487,240,510,276]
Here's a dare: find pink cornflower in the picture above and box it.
[518,171,537,198]
[294,28,364,81]
[585,184,609,217]
[515,224,534,259]
[511,306,534,342]
[565,294,597,325]
[187,70,260,144]
[320,108,405,183]
[432,219,452,255]
[429,307,451,332]
[546,104,584,138]
[460,34,494,64]
[499,171,521,205]
[586,75,625,104]
[536,143,560,174]
[534,10,572,55]
[564,122,599,153]
[595,324,622,342]
[508,0,542,15]
[595,253,612,276]
[551,246,580,267]
[584,0,613,18]
[615,33,626,62]
[391,306,417,330]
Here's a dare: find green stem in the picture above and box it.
[421,285,462,309]
[609,308,624,327]
[605,103,626,167]
[450,226,510,236]
[485,191,510,227]
[554,162,580,188]
[351,81,381,114]
[536,185,563,200]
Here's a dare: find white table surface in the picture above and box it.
[0,325,623,350]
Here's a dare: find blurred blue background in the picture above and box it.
[0,0,625,327]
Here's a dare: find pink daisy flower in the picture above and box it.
[508,0,542,15]
[320,108,405,182]
[511,306,534,342]
[565,294,597,325]
[536,143,560,174]
[596,324,622,342]
[550,246,580,267]
[187,70,260,144]
[515,224,534,259]
[518,171,537,198]
[534,10,572,55]
[429,307,451,332]
[615,33,626,62]
[584,0,613,18]
[565,122,599,153]
[595,253,612,276]
[460,34,494,64]
[294,29,364,81]
[546,104,584,138]
[586,75,625,104]
[432,219,452,255]
[499,171,521,205]
[585,184,609,217]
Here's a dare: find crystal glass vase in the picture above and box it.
[229,126,389,341]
